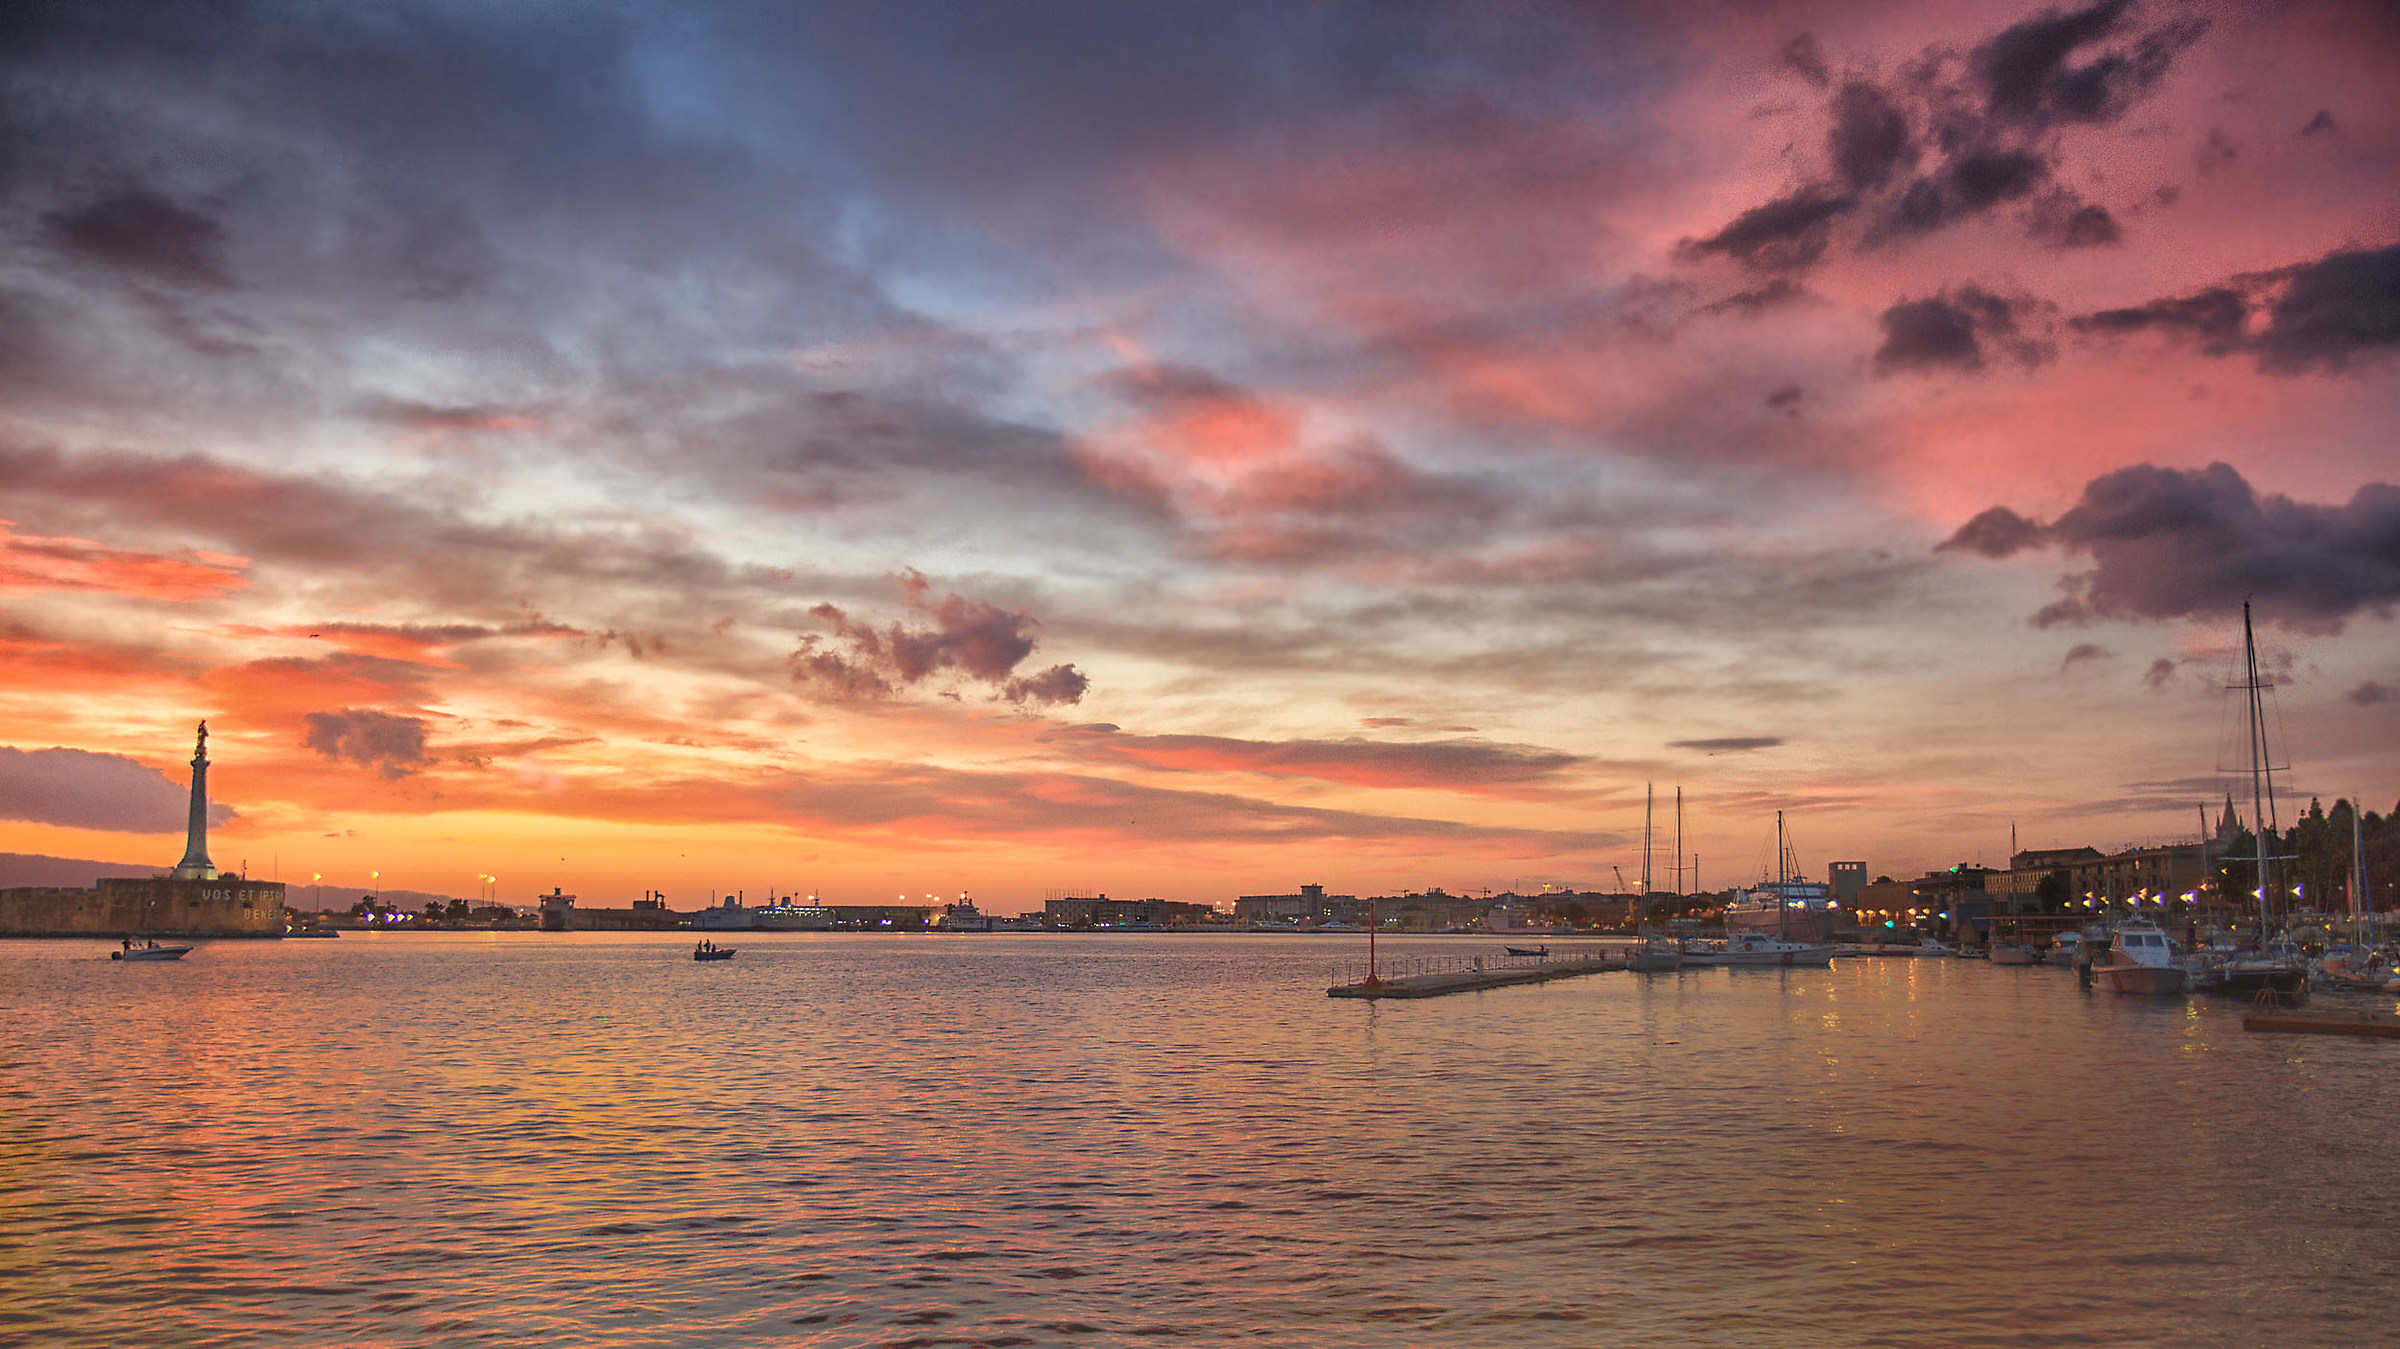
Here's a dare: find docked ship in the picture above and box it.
[1723,812,1838,943]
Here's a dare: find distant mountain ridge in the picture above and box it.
[0,851,153,889]
[0,853,469,909]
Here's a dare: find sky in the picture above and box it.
[1,0,2395,912]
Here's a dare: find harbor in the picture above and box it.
[7,928,2394,1347]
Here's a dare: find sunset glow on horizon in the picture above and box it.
[2,0,2395,910]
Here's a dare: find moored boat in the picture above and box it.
[1628,935,1684,972]
[1683,931,1835,968]
[2192,953,2306,998]
[2091,922,2186,995]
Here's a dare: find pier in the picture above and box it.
[2242,1007,2400,1039]
[1328,950,1625,999]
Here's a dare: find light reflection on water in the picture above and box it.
[2,933,2393,1346]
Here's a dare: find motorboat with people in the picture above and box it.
[692,939,735,962]
[2090,922,2187,995]
[112,938,191,962]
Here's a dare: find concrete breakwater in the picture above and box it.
[1328,950,1625,999]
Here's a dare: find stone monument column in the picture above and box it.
[171,721,218,881]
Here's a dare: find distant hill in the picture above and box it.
[0,853,468,909]
[0,851,154,888]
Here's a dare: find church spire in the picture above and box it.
[171,721,217,880]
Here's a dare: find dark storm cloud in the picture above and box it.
[1880,148,2051,238]
[1668,738,1783,753]
[1700,3,2204,276]
[1942,462,2400,630]
[1828,81,1914,192]
[1874,287,2054,374]
[1937,506,2046,558]
[2254,242,2400,373]
[0,745,232,833]
[2070,241,2400,373]
[40,188,233,288]
[302,709,433,779]
[1970,0,2202,129]
[1676,188,1854,272]
[2073,287,2250,355]
[793,576,1084,705]
[1003,665,1090,706]
[2035,200,2121,249]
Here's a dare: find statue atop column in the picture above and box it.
[171,720,217,880]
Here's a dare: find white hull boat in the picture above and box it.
[1684,932,1835,968]
[2092,922,2187,995]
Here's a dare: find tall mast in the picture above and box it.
[1776,810,1787,939]
[1641,782,1653,896]
[1673,787,1684,896]
[2243,600,2274,943]
[2354,798,2369,919]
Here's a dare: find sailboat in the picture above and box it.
[1691,811,1835,965]
[2192,600,2306,999]
[1721,810,1837,942]
[1629,783,1683,971]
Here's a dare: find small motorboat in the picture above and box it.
[112,939,192,962]
[1503,945,1550,958]
[692,941,735,962]
[2091,922,2187,995]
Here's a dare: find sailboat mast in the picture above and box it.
[1674,787,1684,896]
[2243,600,2273,943]
[2354,798,2369,919]
[1642,782,1653,896]
[1776,809,1787,939]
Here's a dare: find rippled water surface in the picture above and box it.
[3,933,2395,1346]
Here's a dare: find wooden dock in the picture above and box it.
[2242,1008,2400,1039]
[1328,952,1625,999]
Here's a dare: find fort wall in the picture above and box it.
[0,876,287,937]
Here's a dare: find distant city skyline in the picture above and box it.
[1,1,2394,908]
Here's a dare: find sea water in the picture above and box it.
[2,933,2393,1346]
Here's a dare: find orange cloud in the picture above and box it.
[0,520,247,600]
